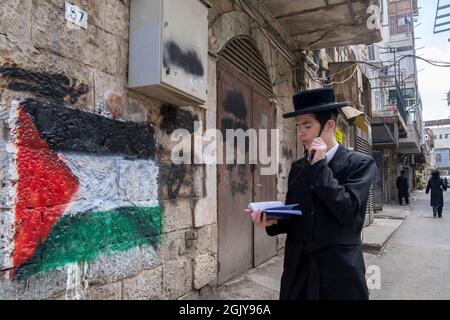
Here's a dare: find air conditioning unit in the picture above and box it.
[128,0,210,106]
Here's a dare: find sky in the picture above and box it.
[415,0,450,121]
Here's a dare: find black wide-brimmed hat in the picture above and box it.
[282,88,350,118]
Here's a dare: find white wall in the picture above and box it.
[433,127,450,149]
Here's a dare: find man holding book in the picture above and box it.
[244,88,377,300]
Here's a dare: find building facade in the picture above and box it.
[0,0,382,299]
[369,0,425,207]
[432,126,450,172]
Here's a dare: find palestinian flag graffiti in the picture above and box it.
[12,99,162,279]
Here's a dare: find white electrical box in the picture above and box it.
[129,0,209,106]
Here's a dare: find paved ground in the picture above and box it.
[366,189,450,300]
[195,189,450,300]
[362,218,403,252]
[195,256,282,300]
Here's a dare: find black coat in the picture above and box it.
[266,145,377,300]
[426,177,447,207]
[396,175,408,197]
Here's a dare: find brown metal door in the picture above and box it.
[217,64,254,284]
[217,61,278,284]
[252,88,277,266]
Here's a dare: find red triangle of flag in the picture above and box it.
[13,106,79,267]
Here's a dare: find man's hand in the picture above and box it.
[309,137,328,165]
[244,209,278,227]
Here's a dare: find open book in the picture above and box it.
[248,201,302,220]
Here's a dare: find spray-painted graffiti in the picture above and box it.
[0,62,88,104]
[158,163,198,200]
[221,91,250,153]
[21,99,155,158]
[158,106,201,199]
[221,91,248,131]
[163,41,204,77]
[160,104,199,134]
[224,91,247,121]
[11,99,162,280]
[282,146,294,160]
[221,92,250,197]
[230,164,248,197]
[231,179,248,197]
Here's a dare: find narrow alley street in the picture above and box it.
[366,190,450,300]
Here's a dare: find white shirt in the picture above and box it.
[325,143,339,164]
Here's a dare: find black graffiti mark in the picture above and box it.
[282,146,294,159]
[163,41,204,77]
[221,118,233,132]
[21,99,156,159]
[231,179,248,197]
[160,104,199,134]
[229,164,248,197]
[222,90,249,150]
[221,118,249,132]
[0,63,88,104]
[224,91,247,121]
[160,164,184,199]
[221,117,250,153]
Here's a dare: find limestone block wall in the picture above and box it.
[0,0,297,299]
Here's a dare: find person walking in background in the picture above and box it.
[396,170,409,206]
[426,170,448,218]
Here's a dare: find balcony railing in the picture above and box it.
[395,80,410,125]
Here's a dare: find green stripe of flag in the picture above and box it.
[16,206,163,279]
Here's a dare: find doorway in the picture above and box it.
[217,37,277,285]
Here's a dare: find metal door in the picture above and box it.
[217,62,277,284]
[217,64,254,284]
[252,88,277,266]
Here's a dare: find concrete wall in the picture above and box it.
[0,0,297,299]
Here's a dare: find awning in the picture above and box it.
[258,0,382,49]
[341,106,370,134]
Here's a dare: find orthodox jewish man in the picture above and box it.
[245,88,377,300]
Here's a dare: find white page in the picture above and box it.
[248,201,284,211]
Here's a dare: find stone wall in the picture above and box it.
[0,0,297,299]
